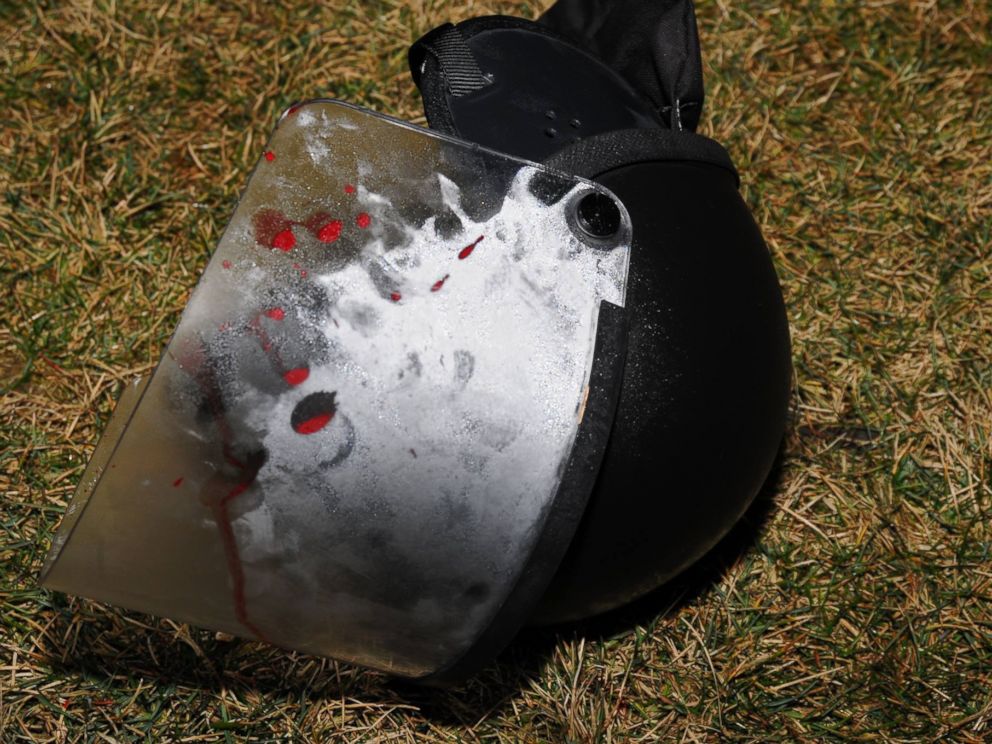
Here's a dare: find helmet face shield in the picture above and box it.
[41,101,631,679]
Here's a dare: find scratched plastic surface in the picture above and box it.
[41,100,631,678]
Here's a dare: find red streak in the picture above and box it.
[213,484,270,643]
[39,354,64,373]
[264,151,275,162]
[431,274,450,292]
[317,220,342,243]
[283,367,309,386]
[458,234,484,260]
[173,477,183,488]
[272,229,296,251]
[184,352,270,642]
[294,412,333,434]
[356,212,371,228]
[248,316,284,369]
[264,307,285,321]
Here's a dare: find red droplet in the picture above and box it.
[299,269,308,278]
[356,212,371,229]
[431,274,450,292]
[264,151,275,162]
[390,291,402,302]
[173,477,184,487]
[283,367,309,386]
[222,260,232,269]
[317,220,343,243]
[458,234,485,260]
[286,103,302,116]
[291,391,337,434]
[264,307,285,321]
[253,209,292,248]
[344,184,356,194]
[272,228,296,251]
[294,413,332,435]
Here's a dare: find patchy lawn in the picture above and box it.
[1,0,989,740]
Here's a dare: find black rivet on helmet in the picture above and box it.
[576,192,622,239]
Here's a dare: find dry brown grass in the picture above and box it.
[2,0,991,741]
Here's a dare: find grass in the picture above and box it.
[1,0,990,740]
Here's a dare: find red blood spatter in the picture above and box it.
[264,307,285,321]
[182,351,270,643]
[214,481,270,642]
[458,234,485,260]
[252,209,292,248]
[173,477,184,488]
[302,211,330,233]
[431,274,450,292]
[283,367,309,386]
[286,103,303,116]
[317,219,343,243]
[264,151,275,162]
[291,391,337,435]
[299,269,308,278]
[222,260,232,269]
[272,228,296,252]
[344,184,356,194]
[356,212,371,229]
[295,412,331,434]
[390,291,402,302]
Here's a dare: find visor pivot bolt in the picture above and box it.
[576,192,622,239]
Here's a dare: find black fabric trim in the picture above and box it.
[417,300,629,686]
[408,23,491,98]
[411,53,457,135]
[542,128,739,186]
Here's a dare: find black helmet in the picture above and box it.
[41,0,790,685]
